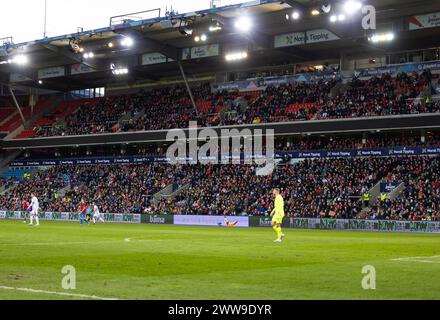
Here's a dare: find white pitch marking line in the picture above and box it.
[0,285,120,300]
[0,238,168,247]
[391,255,440,264]
[0,240,123,247]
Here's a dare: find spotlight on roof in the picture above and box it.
[194,35,200,42]
[112,68,129,75]
[225,51,248,62]
[369,32,395,43]
[38,80,43,85]
[234,16,252,32]
[108,42,114,48]
[311,9,320,16]
[209,23,222,32]
[330,15,338,23]
[338,14,346,21]
[343,1,362,14]
[200,34,207,42]
[291,11,300,20]
[9,54,28,65]
[83,52,94,59]
[121,37,134,47]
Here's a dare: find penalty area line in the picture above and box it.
[0,285,120,300]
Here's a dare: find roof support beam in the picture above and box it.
[8,86,26,127]
[178,61,198,117]
[41,44,98,69]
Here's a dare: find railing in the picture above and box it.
[110,8,161,27]
[0,36,13,49]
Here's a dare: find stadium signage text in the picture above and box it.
[1,212,439,234]
[71,63,95,75]
[0,211,141,224]
[214,60,440,92]
[38,66,65,79]
[141,52,168,65]
[409,11,440,30]
[380,183,400,193]
[141,214,174,225]
[275,29,339,48]
[9,146,440,168]
[174,215,249,228]
[10,73,32,83]
[182,44,219,60]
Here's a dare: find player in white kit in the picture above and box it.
[28,193,40,226]
[92,202,105,225]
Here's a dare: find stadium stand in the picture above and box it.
[368,156,440,221]
[1,0,439,226]
[1,155,438,221]
[0,99,53,133]
[20,71,439,139]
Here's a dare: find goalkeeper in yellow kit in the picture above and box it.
[270,188,286,243]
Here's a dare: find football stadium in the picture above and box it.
[0,0,440,304]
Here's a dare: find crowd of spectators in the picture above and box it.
[317,72,435,120]
[153,157,401,219]
[0,164,198,214]
[277,133,440,152]
[366,156,439,221]
[1,155,438,221]
[30,72,439,138]
[0,168,67,212]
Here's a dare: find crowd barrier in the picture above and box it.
[1,211,440,234]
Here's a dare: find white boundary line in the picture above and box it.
[0,240,123,247]
[391,255,440,263]
[0,285,120,300]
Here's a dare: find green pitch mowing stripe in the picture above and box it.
[0,220,439,300]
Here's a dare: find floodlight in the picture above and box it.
[83,52,94,59]
[11,54,28,65]
[234,16,252,32]
[225,51,248,62]
[121,37,134,47]
[369,32,395,43]
[343,1,362,14]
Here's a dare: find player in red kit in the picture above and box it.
[79,199,88,225]
[22,200,30,224]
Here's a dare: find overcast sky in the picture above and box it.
[1,0,243,43]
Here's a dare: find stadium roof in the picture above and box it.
[1,0,439,91]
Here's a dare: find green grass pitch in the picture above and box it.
[0,220,439,300]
